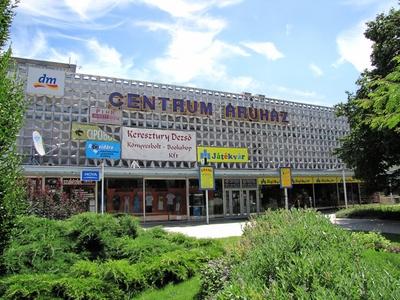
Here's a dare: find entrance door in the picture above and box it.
[225,189,241,216]
[246,189,258,214]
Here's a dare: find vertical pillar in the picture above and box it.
[284,188,288,210]
[186,178,190,221]
[101,161,105,215]
[342,169,348,208]
[312,183,316,208]
[142,178,146,223]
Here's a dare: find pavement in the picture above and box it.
[160,214,400,239]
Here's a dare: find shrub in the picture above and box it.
[28,188,88,220]
[66,212,139,260]
[351,231,391,251]
[0,273,123,299]
[2,216,77,274]
[336,204,400,220]
[204,209,400,299]
[197,258,232,300]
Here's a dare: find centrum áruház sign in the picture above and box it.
[197,146,248,163]
[108,92,289,124]
[199,166,215,190]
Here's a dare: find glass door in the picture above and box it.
[232,190,241,215]
[248,189,257,213]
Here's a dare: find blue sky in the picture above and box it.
[10,0,399,106]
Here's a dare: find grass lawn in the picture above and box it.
[134,276,201,300]
[362,249,400,277]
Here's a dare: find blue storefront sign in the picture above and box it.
[81,170,100,181]
[85,141,121,159]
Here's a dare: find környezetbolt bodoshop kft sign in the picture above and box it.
[121,127,196,162]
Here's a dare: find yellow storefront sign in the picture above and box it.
[292,176,314,184]
[339,176,362,183]
[199,166,215,190]
[258,175,361,185]
[71,122,115,141]
[197,146,248,163]
[257,177,280,185]
[314,176,339,184]
[280,167,292,188]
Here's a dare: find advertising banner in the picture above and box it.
[314,176,338,184]
[85,141,121,159]
[339,177,362,183]
[197,146,248,163]
[71,122,116,141]
[280,167,293,188]
[199,166,215,190]
[26,67,65,97]
[257,177,280,185]
[89,107,122,125]
[121,127,196,161]
[292,176,314,184]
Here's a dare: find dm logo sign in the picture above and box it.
[85,141,121,159]
[26,67,65,97]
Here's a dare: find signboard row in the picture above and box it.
[82,126,249,162]
[257,176,361,186]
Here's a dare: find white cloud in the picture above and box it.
[12,30,136,79]
[268,85,329,106]
[309,63,323,77]
[18,0,128,21]
[138,0,243,18]
[241,42,284,61]
[335,21,372,72]
[135,1,251,89]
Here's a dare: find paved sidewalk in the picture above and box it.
[163,220,247,238]
[331,217,400,234]
[161,215,400,239]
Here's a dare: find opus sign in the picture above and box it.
[71,122,116,141]
[121,127,196,162]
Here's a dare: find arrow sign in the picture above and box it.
[75,129,84,136]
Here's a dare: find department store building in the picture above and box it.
[15,57,362,221]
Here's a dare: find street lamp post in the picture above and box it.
[342,168,348,209]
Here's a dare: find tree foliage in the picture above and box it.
[335,5,400,191]
[0,0,27,274]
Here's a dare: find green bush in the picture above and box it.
[197,258,232,300]
[202,209,400,299]
[66,212,140,260]
[0,273,123,299]
[351,231,391,251]
[2,216,77,274]
[336,204,400,220]
[1,213,224,298]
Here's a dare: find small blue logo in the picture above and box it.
[81,170,100,181]
[200,149,210,160]
[85,141,121,159]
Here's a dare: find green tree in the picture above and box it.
[335,5,400,191]
[0,0,27,274]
